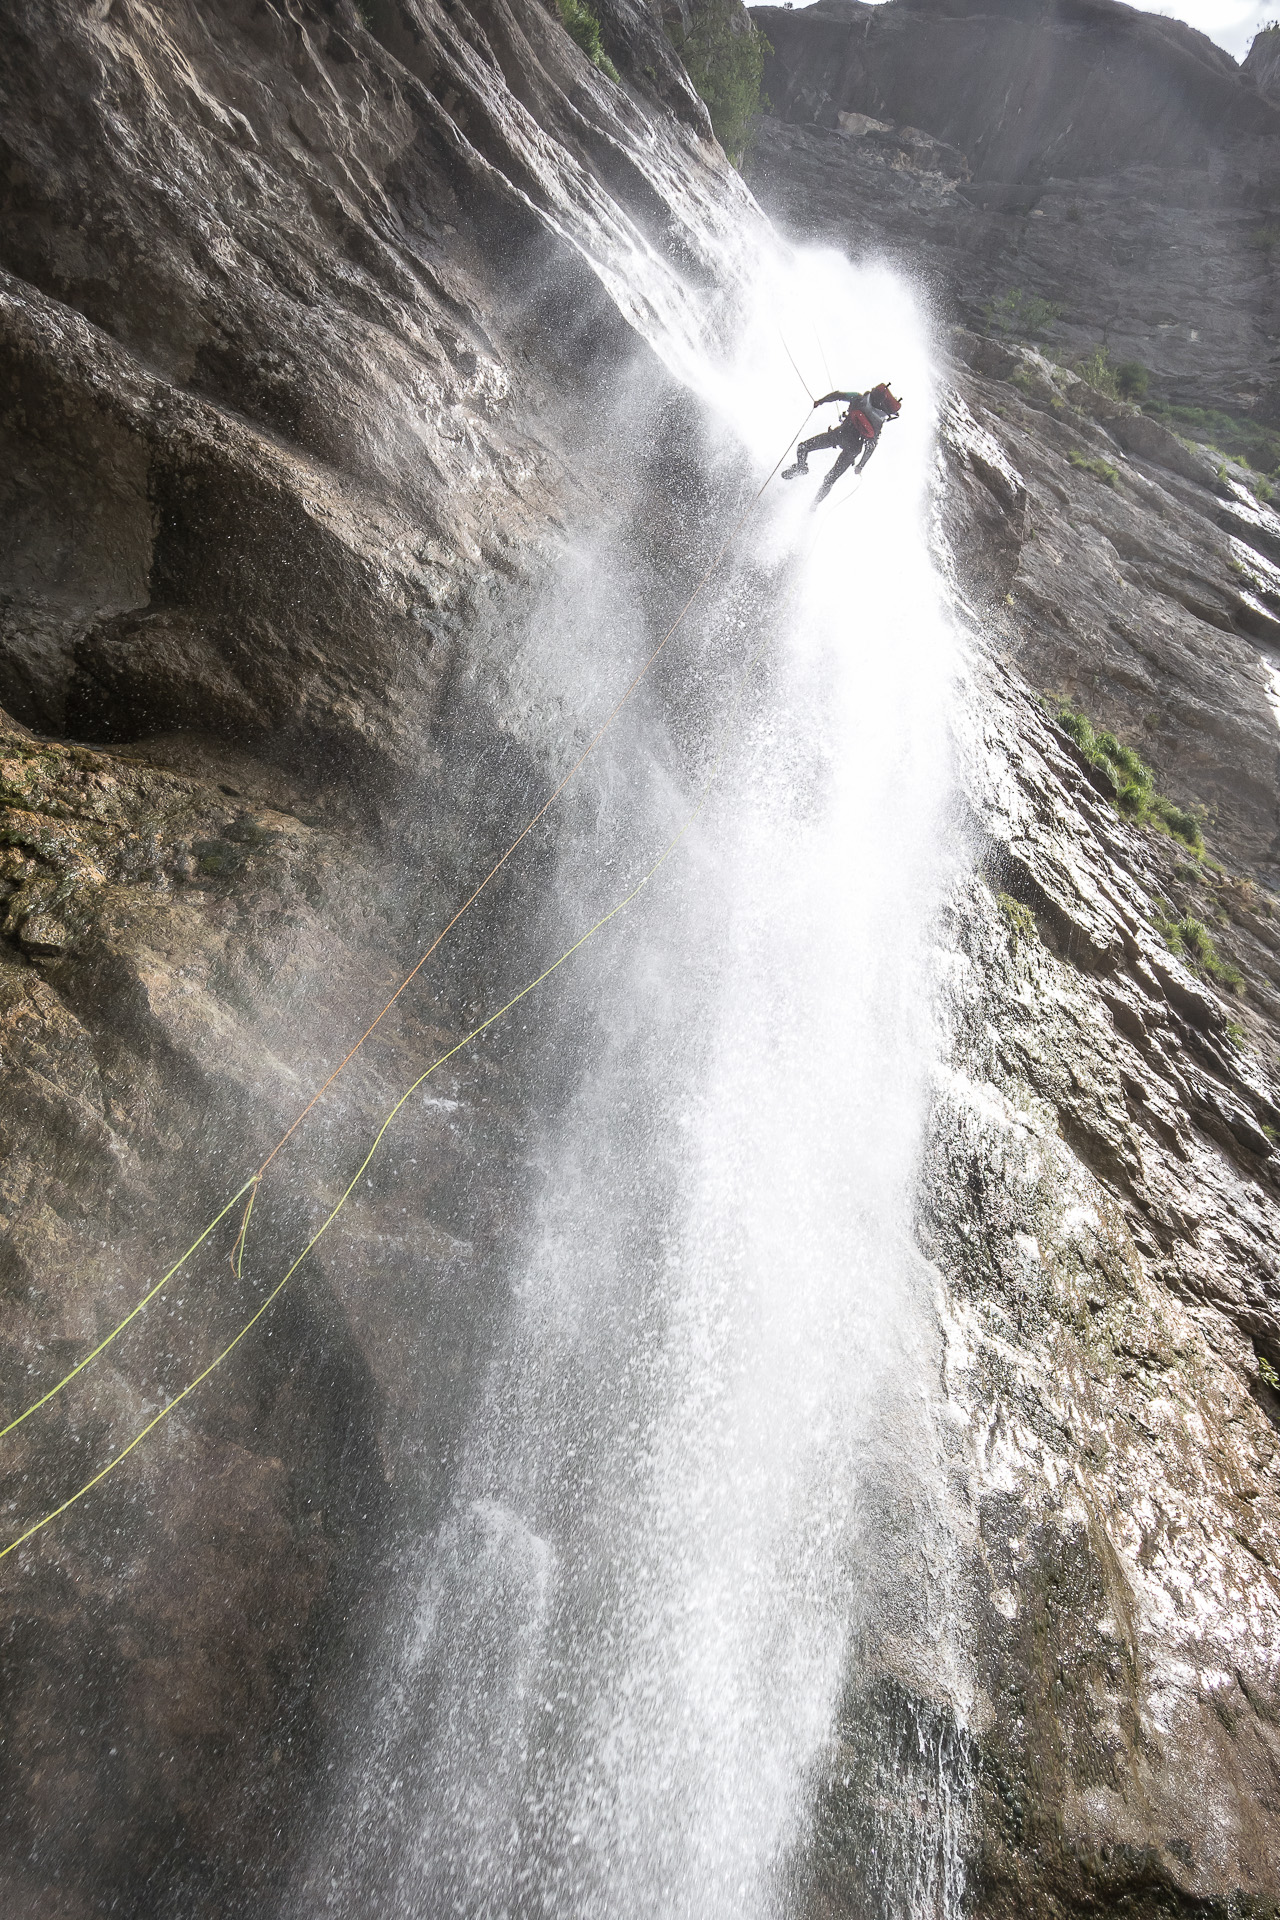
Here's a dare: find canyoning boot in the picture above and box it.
[781,459,807,480]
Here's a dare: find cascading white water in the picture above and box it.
[304,244,968,1919]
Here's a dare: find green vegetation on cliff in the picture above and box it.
[1143,398,1280,478]
[997,892,1038,947]
[984,320,1278,483]
[985,287,1061,340]
[674,0,770,163]
[1156,913,1245,993]
[557,0,620,79]
[1068,448,1120,486]
[1072,345,1148,401]
[1050,702,1205,855]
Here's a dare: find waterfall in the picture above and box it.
[299,243,969,1919]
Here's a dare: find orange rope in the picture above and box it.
[0,413,810,1440]
[0,607,783,1562]
[247,417,808,1189]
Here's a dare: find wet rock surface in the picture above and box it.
[762,0,1278,172]
[930,660,1280,1917]
[1245,24,1280,108]
[749,0,1280,415]
[2,0,1280,1913]
[751,1,1280,1912]
[0,704,550,1910]
[0,0,755,1909]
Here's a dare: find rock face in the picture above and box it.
[0,0,759,1911]
[1245,24,1280,108]
[750,3,1280,1915]
[756,0,1278,178]
[2,0,1280,1916]
[0,0,745,767]
[751,0,1280,417]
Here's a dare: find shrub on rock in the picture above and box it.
[674,0,770,163]
[557,0,620,79]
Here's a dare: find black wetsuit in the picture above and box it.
[787,391,889,503]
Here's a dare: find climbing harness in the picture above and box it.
[0,404,811,1560]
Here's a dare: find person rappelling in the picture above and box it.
[782,382,902,504]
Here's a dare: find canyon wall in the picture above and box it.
[0,0,1278,1914]
[0,0,759,1908]
[748,3,1280,1914]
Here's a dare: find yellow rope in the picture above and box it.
[0,619,778,1562]
[0,1181,256,1442]
[0,414,809,1447]
[229,1177,256,1280]
[242,418,807,1189]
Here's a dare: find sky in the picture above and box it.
[799,0,1277,59]
[1138,0,1274,58]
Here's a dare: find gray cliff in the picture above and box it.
[0,0,1278,1915]
[749,1,1280,1914]
[0,0,761,1906]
